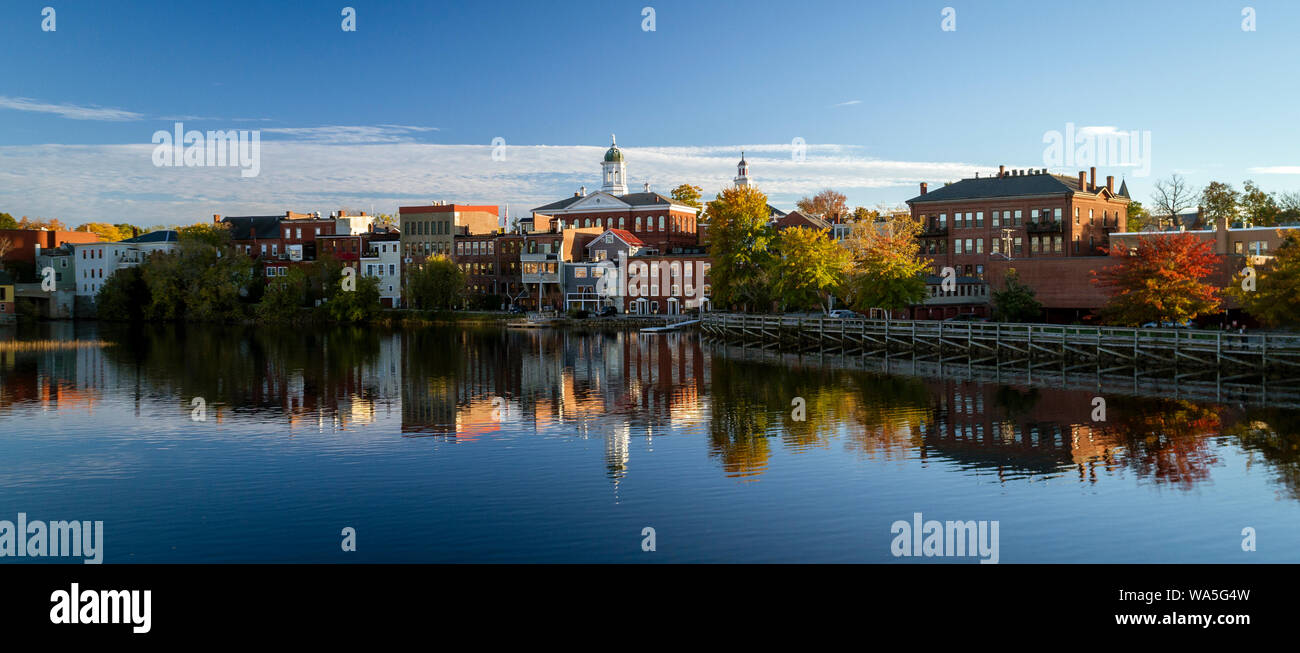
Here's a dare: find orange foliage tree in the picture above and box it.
[1092,233,1221,325]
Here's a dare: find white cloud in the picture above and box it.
[1247,166,1300,174]
[0,141,981,226]
[261,125,440,144]
[0,96,145,121]
[832,100,863,107]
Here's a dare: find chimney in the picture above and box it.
[920,182,928,195]
[1078,171,1087,190]
[213,214,221,224]
[580,186,586,196]
[999,165,1005,177]
[1089,167,1096,190]
[643,181,651,192]
[1106,176,1114,193]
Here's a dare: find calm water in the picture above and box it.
[2,322,1299,563]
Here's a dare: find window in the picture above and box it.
[296,228,302,239]
[574,267,587,278]
[659,216,665,231]
[992,211,1000,228]
[1075,208,1080,224]
[939,213,947,227]
[1053,208,1062,222]
[954,239,963,254]
[1014,210,1022,226]
[1031,209,1040,223]
[975,212,984,228]
[1031,237,1039,253]
[1014,237,1023,254]
[965,238,973,253]
[975,238,983,254]
[991,238,1001,254]
[1054,236,1063,252]
[1234,241,1245,254]
[636,217,642,231]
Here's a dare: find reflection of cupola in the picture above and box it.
[601,134,628,195]
[734,151,750,187]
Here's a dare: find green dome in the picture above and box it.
[604,145,623,162]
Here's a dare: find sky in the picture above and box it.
[2,0,1299,226]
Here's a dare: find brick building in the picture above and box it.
[398,203,500,269]
[906,166,1130,319]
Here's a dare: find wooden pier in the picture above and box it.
[700,313,1300,373]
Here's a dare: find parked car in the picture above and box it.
[828,309,864,319]
[507,305,526,314]
[597,306,618,317]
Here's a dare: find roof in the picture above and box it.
[398,204,498,214]
[120,230,178,243]
[908,172,1094,204]
[221,216,281,240]
[529,191,685,214]
[777,210,832,231]
[1117,179,1130,198]
[586,228,645,248]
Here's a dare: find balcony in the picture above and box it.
[921,224,948,237]
[1026,220,1062,233]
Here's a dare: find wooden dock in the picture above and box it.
[700,313,1300,373]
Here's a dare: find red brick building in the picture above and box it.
[907,166,1131,320]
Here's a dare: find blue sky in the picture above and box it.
[2,0,1299,225]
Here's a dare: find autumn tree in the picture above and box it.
[76,222,126,242]
[177,222,233,248]
[770,226,849,313]
[841,212,930,313]
[990,269,1043,322]
[1093,233,1221,326]
[670,183,703,209]
[795,189,849,223]
[1151,174,1196,230]
[705,185,777,311]
[1227,230,1300,327]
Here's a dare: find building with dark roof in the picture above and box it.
[906,166,1132,320]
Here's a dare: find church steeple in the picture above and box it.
[734,151,750,187]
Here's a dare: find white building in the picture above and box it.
[360,234,402,308]
[72,231,180,298]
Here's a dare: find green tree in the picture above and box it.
[1240,180,1280,227]
[1126,200,1152,231]
[770,226,849,313]
[322,275,381,322]
[705,185,777,311]
[0,213,17,229]
[991,269,1043,322]
[95,266,149,321]
[1200,181,1240,226]
[406,255,465,310]
[842,213,930,313]
[257,267,308,323]
[670,184,703,209]
[177,222,233,248]
[1228,231,1300,327]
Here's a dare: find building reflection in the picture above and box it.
[2,324,1298,499]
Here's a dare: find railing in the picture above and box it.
[699,313,1300,370]
[1026,220,1063,233]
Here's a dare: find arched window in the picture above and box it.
[636,216,642,231]
[659,216,665,231]
[619,217,625,229]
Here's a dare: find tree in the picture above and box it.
[770,226,849,313]
[1126,200,1153,231]
[850,207,878,223]
[322,275,381,323]
[1093,233,1222,326]
[705,185,777,311]
[841,212,930,313]
[95,266,149,321]
[257,267,308,323]
[406,256,465,310]
[1240,180,1280,227]
[795,189,849,223]
[1227,230,1300,327]
[1151,174,1196,230]
[76,222,126,242]
[991,269,1043,322]
[1200,181,1239,226]
[0,213,17,229]
[177,222,232,248]
[670,184,703,209]
[1278,191,1300,223]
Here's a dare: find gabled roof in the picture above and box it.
[777,210,832,231]
[587,228,645,248]
[221,216,281,240]
[908,172,1090,204]
[531,191,687,214]
[531,195,585,213]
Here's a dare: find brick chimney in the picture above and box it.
[1106,175,1114,193]
[213,214,221,224]
[1078,171,1086,190]
[999,165,1005,177]
[1089,167,1096,190]
[920,182,928,195]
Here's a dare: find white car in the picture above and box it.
[828,310,864,319]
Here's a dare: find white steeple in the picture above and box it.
[734,151,750,187]
[601,134,628,195]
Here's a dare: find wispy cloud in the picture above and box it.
[832,100,862,107]
[0,141,980,225]
[1247,166,1300,174]
[262,125,441,144]
[0,95,145,121]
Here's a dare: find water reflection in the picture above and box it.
[2,323,1299,501]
